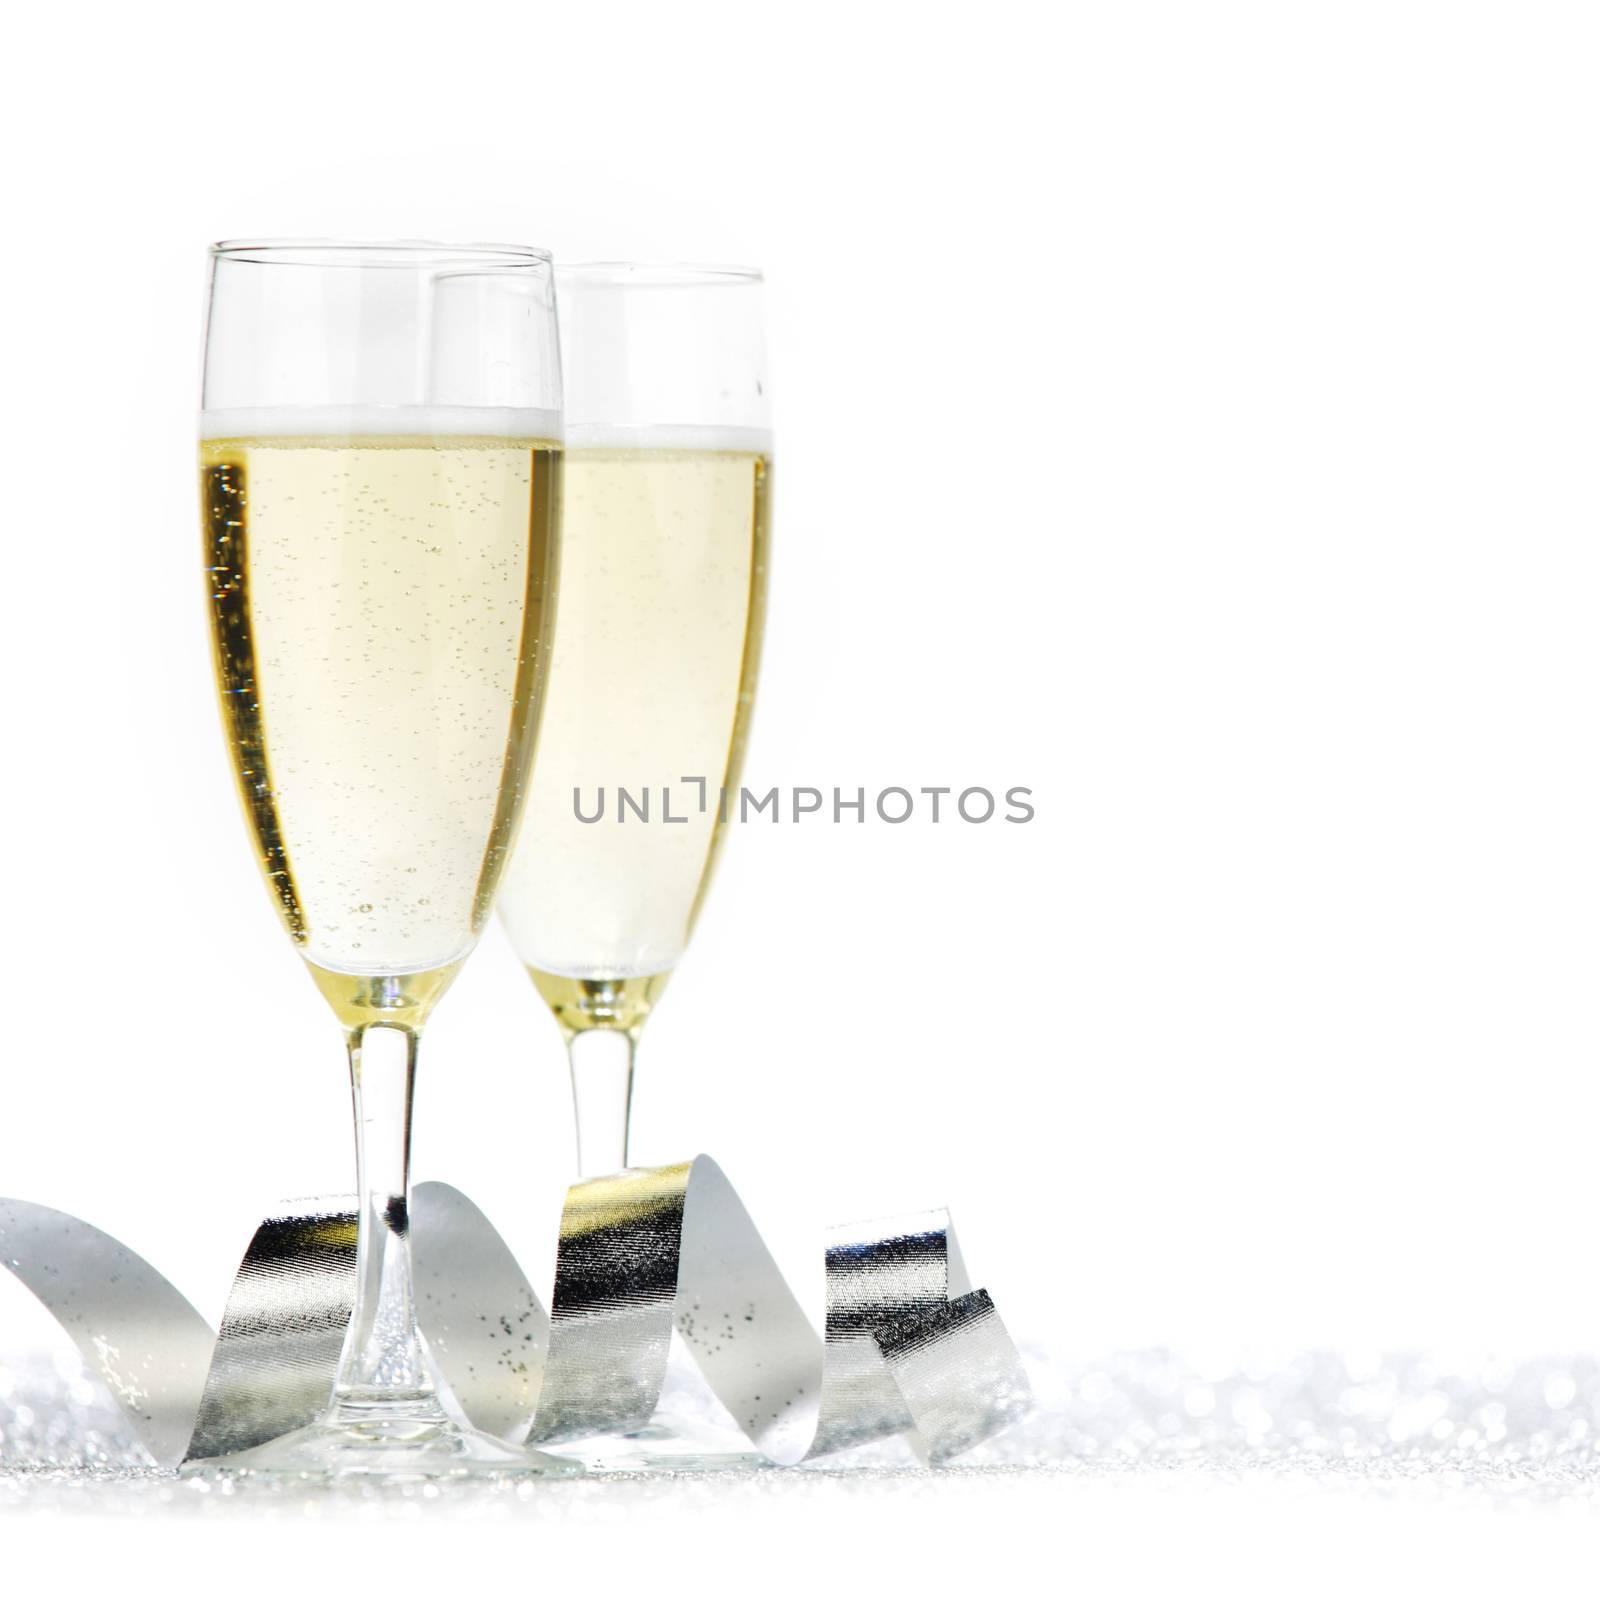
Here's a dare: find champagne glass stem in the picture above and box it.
[568,1027,636,1179]
[333,1021,442,1416]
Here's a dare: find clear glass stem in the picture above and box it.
[568,1026,636,1179]
[332,1021,443,1418]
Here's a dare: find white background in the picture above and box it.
[3,0,1599,1589]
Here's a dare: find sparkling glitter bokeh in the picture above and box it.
[6,1343,1599,1514]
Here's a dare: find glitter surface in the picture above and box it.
[5,1344,1600,1514]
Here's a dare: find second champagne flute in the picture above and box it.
[496,264,772,1467]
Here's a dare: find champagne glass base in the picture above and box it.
[181,1413,584,1484]
[558,1410,770,1475]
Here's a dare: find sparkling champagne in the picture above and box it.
[201,407,561,1028]
[497,431,771,1029]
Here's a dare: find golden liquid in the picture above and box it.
[497,444,770,1028]
[201,421,560,1029]
[527,971,672,1038]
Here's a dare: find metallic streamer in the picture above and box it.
[0,1158,1029,1470]
[0,1198,214,1467]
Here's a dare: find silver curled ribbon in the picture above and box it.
[1,1158,1031,1470]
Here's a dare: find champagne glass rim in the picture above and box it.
[559,261,763,286]
[211,238,553,268]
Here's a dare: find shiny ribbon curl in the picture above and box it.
[0,1158,1030,1470]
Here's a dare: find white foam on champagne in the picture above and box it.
[562,422,773,454]
[200,404,563,441]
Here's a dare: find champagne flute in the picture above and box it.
[496,264,771,1467]
[194,240,577,1480]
